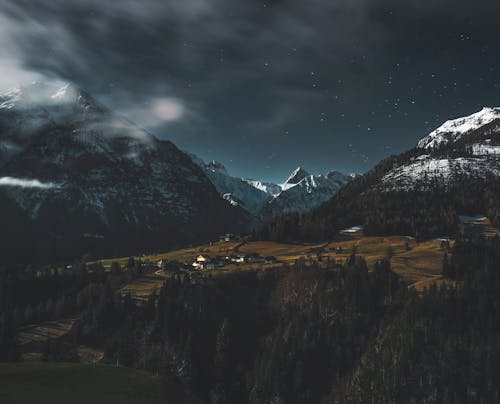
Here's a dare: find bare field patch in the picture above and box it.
[120,274,167,300]
[19,318,77,345]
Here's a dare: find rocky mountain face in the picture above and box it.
[192,157,353,219]
[281,166,311,190]
[0,81,250,263]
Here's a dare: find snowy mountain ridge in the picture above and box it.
[417,107,500,149]
[192,155,353,218]
[261,168,352,218]
[379,107,500,191]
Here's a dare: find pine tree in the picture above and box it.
[213,318,231,404]
[0,312,20,362]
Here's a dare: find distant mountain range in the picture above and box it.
[0,81,353,263]
[0,81,250,263]
[192,156,353,218]
[7,81,496,262]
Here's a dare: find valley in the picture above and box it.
[103,231,454,299]
[1,85,500,403]
[2,1,500,402]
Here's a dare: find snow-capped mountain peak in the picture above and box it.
[0,80,159,167]
[283,166,310,189]
[261,167,353,218]
[418,107,500,149]
[189,156,351,218]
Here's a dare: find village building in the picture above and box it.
[157,259,167,269]
[234,255,246,263]
[219,233,238,242]
[196,255,208,263]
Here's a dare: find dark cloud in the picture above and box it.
[1,0,500,181]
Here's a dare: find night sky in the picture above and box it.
[1,0,500,182]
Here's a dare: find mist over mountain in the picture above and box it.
[0,81,251,263]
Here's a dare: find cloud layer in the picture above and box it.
[0,177,58,189]
[1,0,500,181]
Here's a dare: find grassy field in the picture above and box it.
[98,218,500,295]
[103,234,453,296]
[390,240,451,292]
[0,362,201,404]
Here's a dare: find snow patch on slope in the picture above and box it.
[471,143,500,156]
[0,81,80,110]
[244,179,282,196]
[380,155,500,190]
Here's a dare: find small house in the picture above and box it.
[235,255,246,263]
[220,233,239,242]
[196,255,208,263]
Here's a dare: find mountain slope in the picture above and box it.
[261,107,500,241]
[380,107,500,190]
[190,157,274,215]
[0,81,250,263]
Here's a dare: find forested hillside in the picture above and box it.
[346,235,500,403]
[2,235,500,403]
[259,153,500,243]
